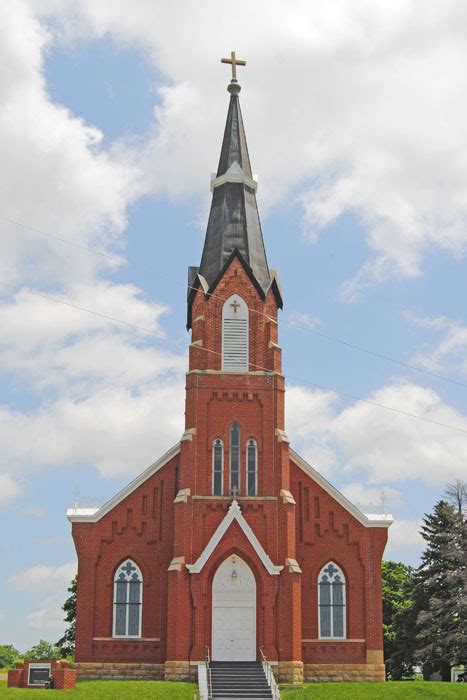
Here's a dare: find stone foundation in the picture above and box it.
[277,661,303,684]
[75,662,164,680]
[304,663,385,682]
[164,660,199,682]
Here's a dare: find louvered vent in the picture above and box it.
[222,295,249,372]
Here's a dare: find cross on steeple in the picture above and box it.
[221,51,246,82]
[230,299,241,313]
[230,485,239,500]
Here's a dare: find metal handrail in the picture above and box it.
[259,646,281,700]
[205,645,213,700]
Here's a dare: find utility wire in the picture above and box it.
[1,213,464,389]
[2,280,467,437]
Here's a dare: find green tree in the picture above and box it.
[0,644,21,669]
[24,640,62,661]
[414,499,466,681]
[57,576,77,656]
[381,560,416,679]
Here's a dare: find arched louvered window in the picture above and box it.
[318,562,346,639]
[222,295,248,372]
[113,560,142,638]
[230,423,241,495]
[246,438,258,496]
[212,438,224,496]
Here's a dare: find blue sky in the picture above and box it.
[1,1,467,651]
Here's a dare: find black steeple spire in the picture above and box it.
[187,56,282,328]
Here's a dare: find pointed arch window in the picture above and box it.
[113,560,142,638]
[212,438,224,496]
[318,562,346,639]
[247,438,258,496]
[230,423,241,495]
[222,295,248,372]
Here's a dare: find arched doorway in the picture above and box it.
[212,554,256,661]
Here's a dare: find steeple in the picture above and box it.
[187,55,282,328]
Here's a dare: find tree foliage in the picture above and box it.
[413,498,467,681]
[0,644,21,669]
[381,560,416,679]
[57,575,77,656]
[24,640,62,660]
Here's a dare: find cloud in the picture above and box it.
[28,0,467,295]
[410,315,467,378]
[384,518,425,561]
[286,382,467,486]
[9,563,77,635]
[0,379,185,478]
[287,311,321,331]
[341,482,402,511]
[0,473,22,505]
[9,562,76,593]
[0,1,144,289]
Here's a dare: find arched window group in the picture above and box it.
[113,560,142,638]
[212,424,258,496]
[318,562,346,639]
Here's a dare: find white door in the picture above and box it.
[212,555,256,661]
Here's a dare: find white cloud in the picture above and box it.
[384,518,425,561]
[0,473,22,505]
[410,315,467,378]
[27,0,467,294]
[287,311,321,331]
[286,382,467,486]
[341,482,401,511]
[0,380,184,478]
[26,596,68,631]
[9,562,76,593]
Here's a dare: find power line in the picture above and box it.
[2,280,467,436]
[2,213,464,389]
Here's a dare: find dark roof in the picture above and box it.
[188,81,282,327]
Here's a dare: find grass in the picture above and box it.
[0,679,198,698]
[281,681,465,698]
[1,679,465,698]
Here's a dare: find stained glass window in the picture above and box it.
[113,560,142,638]
[247,438,257,496]
[318,562,346,639]
[213,438,224,496]
[230,423,240,494]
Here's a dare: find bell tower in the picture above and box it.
[166,55,302,675]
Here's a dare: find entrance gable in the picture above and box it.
[186,500,283,575]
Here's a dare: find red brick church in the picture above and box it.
[68,57,392,686]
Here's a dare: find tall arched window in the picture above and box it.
[318,562,346,639]
[230,423,241,495]
[222,295,248,372]
[212,438,224,496]
[246,438,258,496]
[113,560,142,638]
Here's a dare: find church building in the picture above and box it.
[68,55,392,685]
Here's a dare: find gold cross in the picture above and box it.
[221,51,246,82]
[230,299,241,313]
[231,485,239,499]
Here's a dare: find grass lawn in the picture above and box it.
[281,681,465,698]
[0,679,198,698]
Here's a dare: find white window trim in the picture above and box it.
[317,561,347,640]
[112,560,143,639]
[212,438,224,496]
[186,500,283,575]
[221,294,249,372]
[246,438,258,496]
[229,423,241,495]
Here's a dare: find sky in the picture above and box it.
[1,0,467,651]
